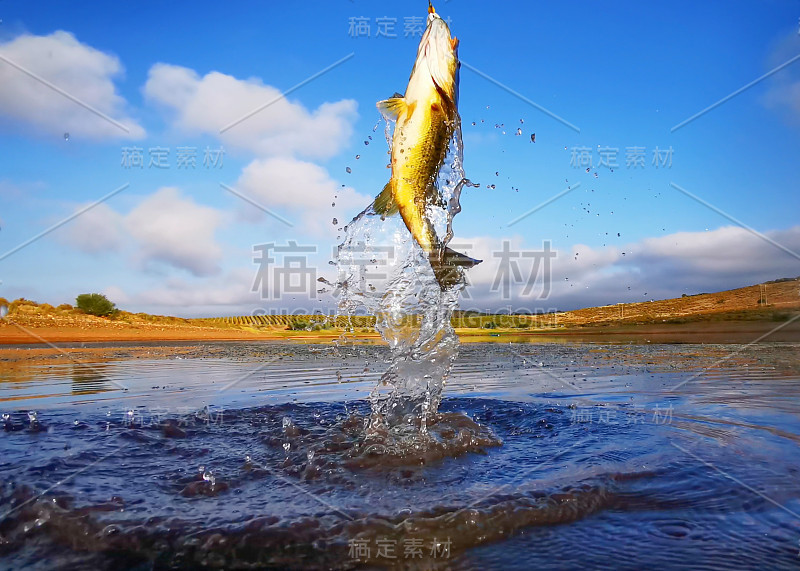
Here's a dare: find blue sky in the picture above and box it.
[0,0,798,316]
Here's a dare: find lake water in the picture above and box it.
[1,340,799,569]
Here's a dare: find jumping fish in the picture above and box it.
[373,1,480,289]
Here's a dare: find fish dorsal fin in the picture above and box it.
[376,97,407,121]
[373,180,400,218]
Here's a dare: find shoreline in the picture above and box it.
[1,318,798,348]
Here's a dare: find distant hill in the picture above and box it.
[550,277,799,328]
[1,278,797,335]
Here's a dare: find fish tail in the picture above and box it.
[430,247,481,290]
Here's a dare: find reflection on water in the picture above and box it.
[71,367,113,396]
[0,342,799,569]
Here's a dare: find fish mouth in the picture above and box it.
[422,12,456,55]
[422,16,456,60]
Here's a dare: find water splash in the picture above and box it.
[334,117,472,434]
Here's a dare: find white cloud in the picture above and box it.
[110,268,301,318]
[133,270,255,307]
[126,187,224,277]
[144,63,357,159]
[61,222,800,315]
[763,33,800,124]
[62,187,225,277]
[0,31,145,140]
[764,79,800,123]
[235,156,370,234]
[455,225,800,311]
[103,285,130,305]
[62,202,125,253]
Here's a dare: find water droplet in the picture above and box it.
[27,411,38,423]
[283,442,291,453]
[282,417,292,429]
[345,166,351,174]
[332,217,338,225]
[355,154,360,159]
[471,121,476,126]
[364,140,369,146]
[202,469,215,486]
[245,455,251,463]
[495,171,499,176]
[515,128,522,136]
[307,450,315,462]
[63,132,69,142]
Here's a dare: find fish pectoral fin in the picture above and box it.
[372,181,400,218]
[376,97,407,121]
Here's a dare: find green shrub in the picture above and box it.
[287,319,311,331]
[75,293,117,317]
